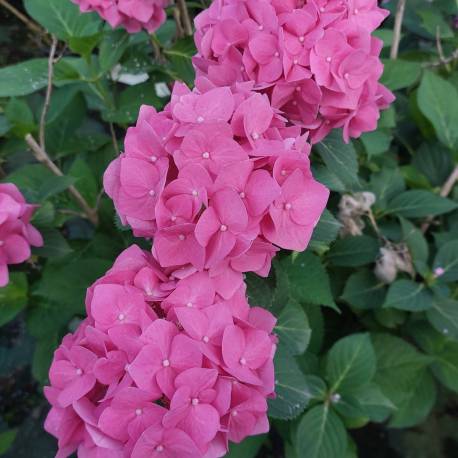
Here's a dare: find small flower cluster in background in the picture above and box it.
[0,183,42,287]
[73,0,169,33]
[45,246,275,457]
[193,0,394,143]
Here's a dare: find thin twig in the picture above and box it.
[390,0,406,59]
[423,48,458,68]
[422,164,458,233]
[0,0,50,43]
[25,134,99,226]
[39,35,58,150]
[176,0,193,36]
[109,122,119,155]
[435,26,451,72]
[172,1,184,38]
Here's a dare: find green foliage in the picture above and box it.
[1,1,458,457]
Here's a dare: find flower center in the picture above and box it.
[76,368,83,376]
[135,408,143,416]
[239,357,247,365]
[284,203,292,210]
[202,335,209,343]
[149,190,156,197]
[251,132,260,140]
[202,151,210,159]
[197,116,204,123]
[220,224,228,232]
[326,56,332,63]
[171,216,177,222]
[150,155,157,162]
[178,234,185,241]
[155,445,164,453]
[239,191,246,198]
[191,189,198,197]
[191,398,199,406]
[186,302,193,308]
[162,359,170,367]
[118,313,126,321]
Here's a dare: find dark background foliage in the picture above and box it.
[0,0,457,456]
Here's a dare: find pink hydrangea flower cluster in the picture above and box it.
[73,0,169,33]
[0,183,43,287]
[104,79,330,276]
[192,0,395,143]
[45,245,276,458]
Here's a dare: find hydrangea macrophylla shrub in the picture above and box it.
[104,79,330,282]
[73,0,169,33]
[45,245,276,458]
[0,183,43,287]
[192,0,395,143]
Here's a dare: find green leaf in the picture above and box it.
[383,280,433,311]
[295,404,348,458]
[275,303,311,355]
[24,0,101,40]
[33,228,73,258]
[34,258,111,319]
[0,273,28,327]
[0,59,48,97]
[386,190,457,218]
[372,334,432,419]
[103,82,162,124]
[412,143,453,188]
[326,333,376,394]
[327,235,380,267]
[370,167,405,208]
[433,240,458,283]
[268,345,312,420]
[32,333,59,384]
[69,157,98,207]
[315,130,359,188]
[389,370,436,428]
[341,270,386,310]
[0,429,18,455]
[99,29,130,73]
[417,71,458,150]
[5,98,35,137]
[226,434,266,458]
[358,384,396,422]
[400,217,429,266]
[380,59,422,91]
[360,130,392,157]
[164,37,196,86]
[283,252,337,310]
[245,273,272,309]
[427,297,458,340]
[37,175,76,201]
[309,209,341,250]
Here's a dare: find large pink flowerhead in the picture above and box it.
[72,0,169,33]
[105,80,329,277]
[45,245,277,457]
[0,183,43,287]
[193,0,394,142]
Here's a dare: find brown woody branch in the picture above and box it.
[25,134,99,226]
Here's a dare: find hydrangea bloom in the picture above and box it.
[0,183,43,287]
[45,245,276,457]
[73,0,169,33]
[104,79,330,278]
[192,0,395,143]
